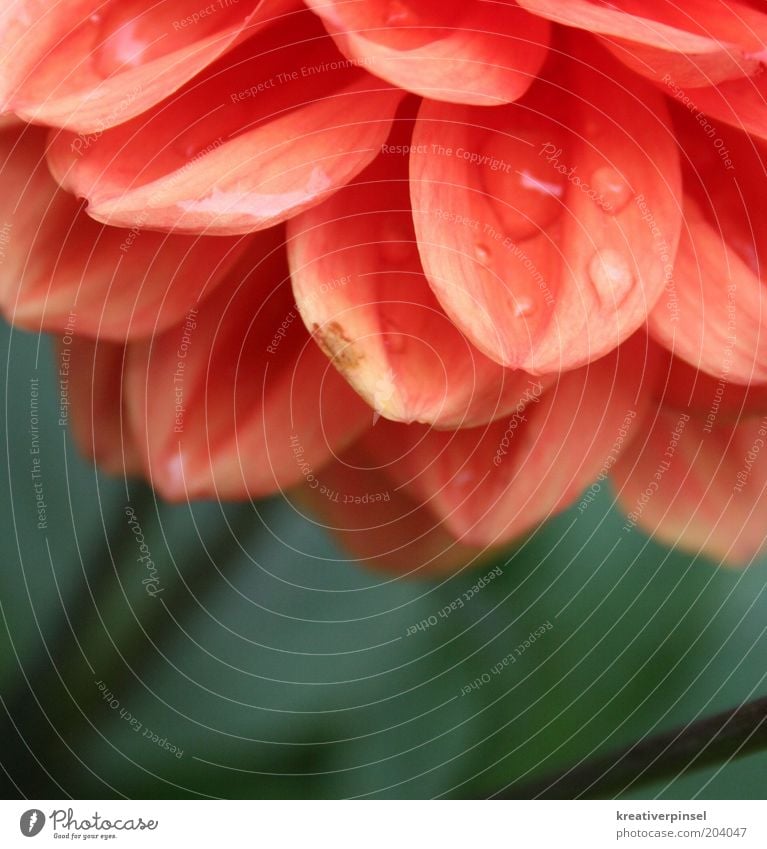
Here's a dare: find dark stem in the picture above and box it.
[496,695,767,799]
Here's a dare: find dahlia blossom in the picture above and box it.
[2,0,766,570]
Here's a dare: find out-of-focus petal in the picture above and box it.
[363,334,660,546]
[47,9,404,234]
[304,0,549,105]
[659,347,767,421]
[0,0,297,132]
[517,0,767,86]
[612,409,767,566]
[288,116,552,428]
[125,236,371,502]
[410,43,682,373]
[62,335,141,476]
[291,442,482,575]
[0,125,250,339]
[649,115,767,384]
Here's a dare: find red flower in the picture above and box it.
[1,0,766,569]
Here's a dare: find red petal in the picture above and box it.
[124,237,371,501]
[517,0,767,86]
[612,410,767,565]
[0,124,250,339]
[684,74,767,140]
[288,117,552,428]
[291,442,482,575]
[62,336,141,476]
[304,0,549,105]
[46,9,403,234]
[1,0,297,132]
[364,334,660,546]
[410,43,682,373]
[649,116,767,384]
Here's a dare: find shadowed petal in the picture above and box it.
[362,334,660,546]
[410,42,682,373]
[612,409,767,566]
[305,0,550,105]
[0,124,251,339]
[46,8,403,234]
[124,236,371,501]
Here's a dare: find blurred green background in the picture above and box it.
[1,318,766,800]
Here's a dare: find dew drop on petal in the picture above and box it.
[474,243,492,264]
[385,0,419,27]
[480,124,566,242]
[514,299,534,318]
[588,249,634,305]
[591,166,633,215]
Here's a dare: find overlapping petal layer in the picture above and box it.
[649,112,767,384]
[124,235,371,501]
[361,334,661,546]
[0,124,254,338]
[289,119,552,427]
[411,42,682,373]
[305,0,550,105]
[47,7,404,233]
[0,0,298,131]
[613,408,767,565]
[518,0,767,86]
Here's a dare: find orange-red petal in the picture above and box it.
[410,43,682,373]
[288,118,552,428]
[517,0,767,86]
[612,409,767,566]
[649,115,767,384]
[362,334,660,546]
[124,236,371,501]
[304,0,550,105]
[46,9,403,234]
[0,0,297,132]
[0,124,249,339]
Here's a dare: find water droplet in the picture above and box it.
[514,299,534,318]
[592,166,633,215]
[91,6,159,77]
[588,249,634,305]
[474,243,492,264]
[480,124,567,242]
[385,0,418,26]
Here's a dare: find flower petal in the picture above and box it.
[288,119,552,428]
[1,0,297,132]
[410,43,682,373]
[612,409,767,566]
[291,442,482,575]
[0,124,250,339]
[124,237,371,501]
[63,335,141,476]
[517,0,767,86]
[46,9,404,234]
[363,334,659,546]
[648,116,767,384]
[304,0,550,105]
[684,74,767,140]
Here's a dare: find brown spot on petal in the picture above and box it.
[312,321,363,371]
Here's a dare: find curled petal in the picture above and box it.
[612,410,767,566]
[1,0,297,132]
[62,335,141,476]
[47,8,403,234]
[124,237,371,501]
[410,44,682,373]
[291,442,482,575]
[305,0,550,105]
[363,335,660,546]
[288,124,552,428]
[517,0,767,86]
[0,125,249,339]
[649,117,767,384]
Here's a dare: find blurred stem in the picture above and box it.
[500,695,767,799]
